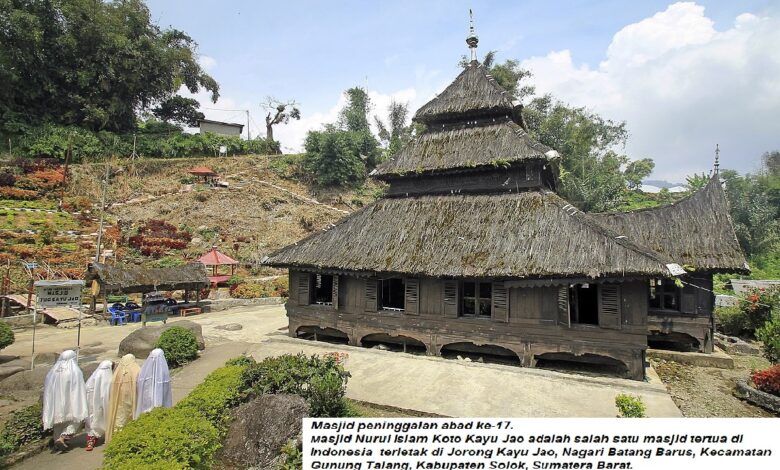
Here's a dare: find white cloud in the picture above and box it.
[521,2,780,181]
[198,55,217,70]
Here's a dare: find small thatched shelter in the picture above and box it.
[85,262,209,313]
[263,28,747,380]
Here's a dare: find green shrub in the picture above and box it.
[241,353,351,417]
[176,365,246,430]
[103,407,220,470]
[615,394,646,418]
[0,322,14,350]
[224,355,256,368]
[756,317,780,364]
[155,327,198,368]
[739,286,780,332]
[0,403,48,457]
[278,439,303,470]
[715,306,748,336]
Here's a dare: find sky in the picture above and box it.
[146,0,780,182]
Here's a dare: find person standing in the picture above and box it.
[135,348,172,418]
[84,360,113,451]
[105,353,140,443]
[42,350,88,450]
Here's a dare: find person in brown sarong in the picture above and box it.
[105,354,140,443]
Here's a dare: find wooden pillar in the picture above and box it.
[195,289,201,305]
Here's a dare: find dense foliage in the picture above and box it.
[303,87,381,186]
[738,287,780,332]
[0,321,15,350]
[105,355,352,468]
[103,406,220,470]
[0,0,218,134]
[751,365,780,397]
[240,353,351,417]
[176,364,247,430]
[0,403,47,458]
[614,393,646,418]
[756,317,780,364]
[155,326,199,368]
[715,306,748,336]
[10,123,278,161]
[720,155,780,274]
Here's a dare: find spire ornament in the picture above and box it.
[466,9,479,62]
[714,144,720,175]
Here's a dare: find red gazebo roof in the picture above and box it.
[198,247,238,266]
[189,166,218,176]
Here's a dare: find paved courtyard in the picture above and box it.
[4,303,680,468]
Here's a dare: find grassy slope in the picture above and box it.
[68,154,383,274]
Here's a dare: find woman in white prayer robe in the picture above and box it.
[84,360,113,451]
[134,348,172,418]
[42,350,88,450]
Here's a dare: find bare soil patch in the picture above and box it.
[651,353,775,417]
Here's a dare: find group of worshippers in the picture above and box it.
[41,348,172,451]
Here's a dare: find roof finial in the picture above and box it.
[467,9,479,63]
[714,144,720,175]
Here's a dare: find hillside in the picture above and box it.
[0,154,383,294]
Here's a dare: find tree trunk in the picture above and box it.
[266,123,274,143]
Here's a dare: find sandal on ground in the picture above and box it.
[86,435,97,451]
[54,436,68,450]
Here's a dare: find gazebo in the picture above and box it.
[189,166,218,184]
[198,246,239,286]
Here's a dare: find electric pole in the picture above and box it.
[246,110,251,140]
[95,163,110,262]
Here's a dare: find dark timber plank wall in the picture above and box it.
[647,273,715,352]
[289,271,648,380]
[386,165,543,197]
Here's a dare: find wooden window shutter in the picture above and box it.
[443,280,459,318]
[364,277,378,313]
[405,278,420,315]
[598,284,622,329]
[557,285,570,327]
[492,282,509,322]
[297,272,310,306]
[681,283,696,314]
[332,275,339,310]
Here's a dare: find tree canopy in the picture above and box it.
[0,0,218,134]
[304,87,381,186]
[465,51,654,211]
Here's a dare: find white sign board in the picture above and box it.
[34,280,84,308]
[666,263,687,276]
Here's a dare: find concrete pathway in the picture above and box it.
[11,342,253,470]
[249,333,682,418]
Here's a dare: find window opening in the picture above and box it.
[461,281,492,318]
[649,279,680,311]
[312,274,333,305]
[569,283,598,325]
[379,278,405,311]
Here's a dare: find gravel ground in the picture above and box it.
[651,353,775,417]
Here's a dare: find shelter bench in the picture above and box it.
[179,307,202,317]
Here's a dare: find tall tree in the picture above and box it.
[374,100,414,156]
[463,52,656,211]
[338,87,372,133]
[152,96,204,127]
[0,0,219,133]
[262,97,300,147]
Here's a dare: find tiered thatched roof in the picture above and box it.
[591,175,748,273]
[414,61,514,123]
[374,119,554,177]
[264,190,672,279]
[85,262,209,294]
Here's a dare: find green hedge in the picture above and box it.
[5,124,279,162]
[103,360,252,469]
[176,364,247,430]
[103,407,220,470]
